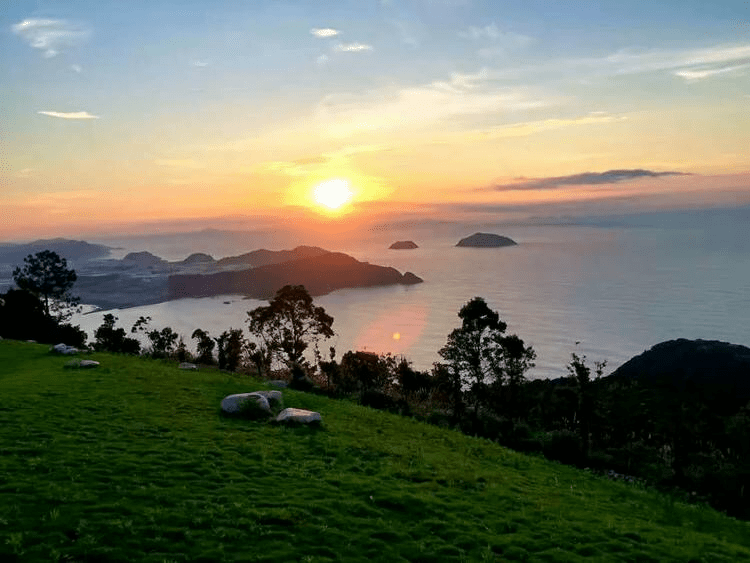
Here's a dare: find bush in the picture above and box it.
[541,430,582,465]
[360,389,410,415]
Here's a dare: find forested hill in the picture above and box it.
[169,251,422,300]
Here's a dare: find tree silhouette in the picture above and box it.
[439,297,534,421]
[13,250,78,320]
[246,285,334,369]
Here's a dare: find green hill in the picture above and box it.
[1,340,749,562]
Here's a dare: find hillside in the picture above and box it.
[168,251,423,300]
[1,340,749,562]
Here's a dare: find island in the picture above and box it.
[389,241,419,250]
[456,232,517,248]
[0,241,423,309]
[169,251,423,300]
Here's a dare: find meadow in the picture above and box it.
[1,339,749,562]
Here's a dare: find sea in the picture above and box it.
[69,207,750,380]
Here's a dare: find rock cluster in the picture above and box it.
[50,343,79,355]
[220,390,321,424]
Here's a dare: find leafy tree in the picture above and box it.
[438,297,534,421]
[246,285,334,369]
[93,313,141,354]
[191,328,215,364]
[12,250,78,321]
[130,315,178,358]
[215,329,245,371]
[147,327,179,358]
[566,351,606,460]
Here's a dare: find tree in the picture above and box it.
[246,285,334,369]
[93,313,141,354]
[12,250,78,321]
[438,297,535,421]
[215,329,245,371]
[567,350,606,460]
[191,328,215,364]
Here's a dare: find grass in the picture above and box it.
[1,339,749,562]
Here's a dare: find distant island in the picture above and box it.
[389,241,418,250]
[456,233,517,247]
[0,240,423,309]
[169,252,422,301]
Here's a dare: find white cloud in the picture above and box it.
[673,63,749,81]
[316,54,330,65]
[315,73,552,137]
[38,111,99,119]
[311,28,339,38]
[11,18,89,58]
[16,168,35,178]
[70,64,82,73]
[394,20,422,47]
[333,42,373,53]
[485,42,750,82]
[461,23,533,58]
[193,60,209,67]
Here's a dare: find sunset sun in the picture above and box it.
[313,179,353,210]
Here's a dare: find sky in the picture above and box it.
[2,0,749,240]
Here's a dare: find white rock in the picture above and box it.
[253,390,283,408]
[79,360,100,368]
[51,343,78,355]
[178,362,198,370]
[275,408,322,424]
[221,392,271,415]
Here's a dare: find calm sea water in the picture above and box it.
[72,218,750,379]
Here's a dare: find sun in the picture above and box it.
[313,179,353,210]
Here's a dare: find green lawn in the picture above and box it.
[1,339,749,562]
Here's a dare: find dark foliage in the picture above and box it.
[93,314,141,354]
[12,250,78,321]
[247,285,334,369]
[191,328,215,364]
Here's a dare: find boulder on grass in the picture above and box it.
[221,392,271,416]
[178,362,198,370]
[275,408,322,425]
[51,343,79,355]
[253,390,283,408]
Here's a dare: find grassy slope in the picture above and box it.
[1,340,749,562]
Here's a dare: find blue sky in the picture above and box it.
[2,0,749,238]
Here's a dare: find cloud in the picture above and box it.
[334,42,373,53]
[460,23,533,58]
[16,168,35,178]
[487,43,750,82]
[462,113,626,141]
[12,18,89,58]
[37,111,99,119]
[394,20,422,47]
[193,60,209,67]
[316,54,329,65]
[311,28,339,38]
[70,64,82,73]
[316,72,552,137]
[674,63,749,80]
[490,169,689,191]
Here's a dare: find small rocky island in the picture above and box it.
[456,233,517,248]
[389,241,419,250]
